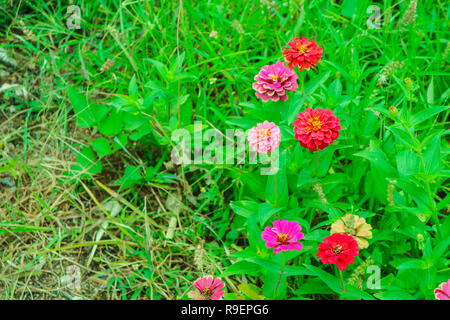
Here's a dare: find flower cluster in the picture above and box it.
[248,37,342,155]
[186,36,387,301]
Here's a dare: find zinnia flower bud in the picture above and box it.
[404,77,413,90]
[389,106,399,118]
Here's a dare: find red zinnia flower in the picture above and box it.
[292,108,341,152]
[283,37,323,71]
[317,233,359,271]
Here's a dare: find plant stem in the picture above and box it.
[313,149,319,178]
[274,174,277,207]
[339,269,346,293]
[274,252,285,298]
[400,121,442,240]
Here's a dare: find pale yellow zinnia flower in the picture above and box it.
[331,214,373,249]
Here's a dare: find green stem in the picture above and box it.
[274,174,277,207]
[313,149,319,178]
[273,252,285,298]
[339,268,346,293]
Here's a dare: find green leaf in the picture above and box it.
[265,151,289,207]
[258,203,283,226]
[113,134,128,151]
[305,264,342,293]
[76,146,102,175]
[128,74,138,98]
[396,259,426,270]
[115,166,143,189]
[230,200,259,218]
[426,77,434,105]
[99,110,123,136]
[92,137,112,158]
[238,283,265,300]
[68,87,95,128]
[262,270,286,299]
[305,265,375,300]
[396,150,421,178]
[374,290,414,300]
[422,135,440,176]
[222,261,262,277]
[410,106,448,126]
[354,141,397,177]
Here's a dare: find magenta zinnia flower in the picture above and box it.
[261,220,304,253]
[252,62,298,102]
[247,121,281,154]
[434,280,450,300]
[187,276,225,300]
[292,107,341,152]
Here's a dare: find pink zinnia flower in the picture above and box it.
[283,37,323,71]
[317,233,359,271]
[434,280,450,300]
[252,62,298,102]
[292,107,341,152]
[187,276,225,300]
[261,220,304,253]
[247,121,281,154]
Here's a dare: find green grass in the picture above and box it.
[0,0,449,300]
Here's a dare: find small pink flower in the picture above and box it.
[247,121,281,154]
[187,276,225,300]
[261,220,304,253]
[434,279,450,300]
[252,62,298,102]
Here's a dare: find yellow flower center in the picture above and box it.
[307,116,323,131]
[277,233,290,244]
[270,74,279,81]
[296,43,308,55]
[257,128,271,139]
[332,245,343,255]
[201,287,213,299]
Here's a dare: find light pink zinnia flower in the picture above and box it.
[247,121,281,154]
[252,61,298,102]
[187,276,225,300]
[261,220,304,253]
[434,279,450,300]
